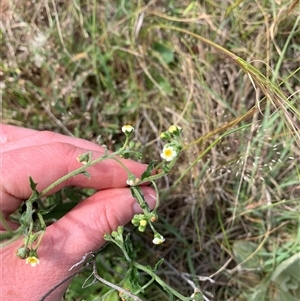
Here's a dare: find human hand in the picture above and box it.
[0,124,156,301]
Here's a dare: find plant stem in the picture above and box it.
[133,262,192,301]
[40,149,126,197]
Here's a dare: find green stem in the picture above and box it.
[0,230,23,246]
[110,156,133,178]
[40,143,129,197]
[133,262,192,301]
[0,212,13,233]
[33,213,46,250]
[137,170,166,185]
[24,222,33,249]
[148,221,157,234]
[120,245,131,262]
[40,155,107,196]
[137,277,155,294]
[132,155,179,186]
[137,156,179,185]
[151,181,160,211]
[37,212,47,231]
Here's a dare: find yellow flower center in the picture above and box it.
[25,256,40,267]
[164,149,173,157]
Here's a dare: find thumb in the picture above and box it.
[1,187,156,301]
[45,186,156,261]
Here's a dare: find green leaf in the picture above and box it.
[29,176,38,191]
[157,76,173,95]
[152,42,174,64]
[232,240,266,268]
[28,176,40,199]
[130,186,150,211]
[141,160,157,180]
[19,202,35,227]
[43,202,78,220]
[162,165,170,173]
[130,185,142,199]
[153,258,164,271]
[270,252,300,300]
[39,204,57,216]
[245,283,268,301]
[82,272,96,288]
[79,170,90,178]
[129,266,143,292]
[124,233,135,259]
[183,2,196,16]
[77,151,92,164]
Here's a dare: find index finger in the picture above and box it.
[1,142,147,216]
[1,123,107,152]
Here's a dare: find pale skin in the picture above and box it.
[0,124,156,301]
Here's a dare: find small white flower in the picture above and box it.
[160,145,177,162]
[25,256,40,267]
[126,177,140,186]
[126,179,135,186]
[152,234,165,245]
[122,125,134,133]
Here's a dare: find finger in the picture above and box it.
[1,123,106,152]
[45,186,157,260]
[1,187,157,301]
[1,143,148,215]
[0,124,37,144]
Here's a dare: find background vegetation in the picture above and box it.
[1,0,300,300]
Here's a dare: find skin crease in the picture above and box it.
[0,124,156,301]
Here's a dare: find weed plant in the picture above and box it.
[1,0,300,300]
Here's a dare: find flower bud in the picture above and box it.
[16,246,30,259]
[122,125,134,134]
[160,131,170,141]
[168,125,182,136]
[152,233,165,245]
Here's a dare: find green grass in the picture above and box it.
[2,0,300,300]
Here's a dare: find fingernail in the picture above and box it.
[133,194,157,214]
